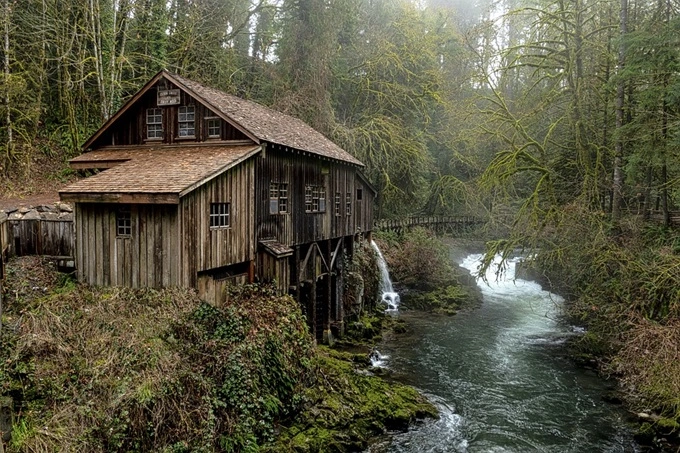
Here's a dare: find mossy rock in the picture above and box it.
[272,348,437,452]
[402,284,470,313]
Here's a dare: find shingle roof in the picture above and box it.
[60,145,260,200]
[168,72,363,166]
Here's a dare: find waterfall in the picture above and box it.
[370,240,400,311]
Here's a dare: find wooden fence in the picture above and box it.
[374,216,486,233]
[0,217,74,262]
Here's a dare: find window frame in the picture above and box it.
[206,117,221,139]
[305,184,326,213]
[146,108,163,140]
[209,202,231,229]
[116,206,132,237]
[334,192,341,216]
[270,182,289,215]
[346,192,352,216]
[178,105,196,138]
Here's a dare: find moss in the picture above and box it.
[270,348,438,452]
[402,284,476,314]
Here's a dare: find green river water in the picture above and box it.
[370,253,641,453]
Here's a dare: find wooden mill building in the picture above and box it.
[59,70,375,341]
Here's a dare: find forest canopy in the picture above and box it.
[1,0,678,222]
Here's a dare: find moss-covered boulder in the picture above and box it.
[271,348,438,452]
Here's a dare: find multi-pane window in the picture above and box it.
[178,105,195,137]
[270,182,288,214]
[305,185,313,212]
[116,206,131,236]
[335,192,341,216]
[146,108,163,139]
[305,185,326,213]
[346,192,352,216]
[319,187,326,212]
[207,118,221,138]
[210,203,230,228]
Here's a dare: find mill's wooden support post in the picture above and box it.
[323,239,332,344]
[337,237,345,336]
[295,246,301,302]
[310,245,317,342]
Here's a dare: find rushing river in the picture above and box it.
[370,253,640,453]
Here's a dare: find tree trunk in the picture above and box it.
[611,0,627,223]
[3,0,12,164]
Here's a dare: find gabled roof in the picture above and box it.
[82,70,363,167]
[60,145,260,204]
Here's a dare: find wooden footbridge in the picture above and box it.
[374,216,486,234]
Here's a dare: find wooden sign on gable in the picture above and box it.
[157,89,180,106]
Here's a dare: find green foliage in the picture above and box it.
[520,204,680,425]
[376,227,455,291]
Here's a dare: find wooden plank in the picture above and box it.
[162,206,171,287]
[95,211,103,285]
[154,207,163,287]
[139,208,148,287]
[87,209,96,284]
[131,206,140,288]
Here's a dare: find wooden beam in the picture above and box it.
[329,238,343,270]
[59,192,179,204]
[70,160,129,170]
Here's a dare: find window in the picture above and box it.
[335,192,341,216]
[319,187,326,212]
[178,105,195,137]
[270,182,288,214]
[346,192,352,216]
[207,118,221,138]
[357,188,363,201]
[305,185,313,212]
[210,203,230,228]
[117,206,131,236]
[146,108,163,139]
[305,185,326,213]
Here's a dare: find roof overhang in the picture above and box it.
[60,145,261,204]
[259,240,294,258]
[59,192,179,204]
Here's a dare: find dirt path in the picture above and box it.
[0,191,62,211]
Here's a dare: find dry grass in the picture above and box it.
[1,257,315,452]
[6,282,199,452]
[614,316,680,418]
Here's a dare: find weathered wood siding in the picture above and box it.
[258,252,291,294]
[75,203,179,287]
[179,158,256,287]
[255,145,375,246]
[355,177,374,235]
[198,273,248,306]
[7,220,74,258]
[90,80,250,148]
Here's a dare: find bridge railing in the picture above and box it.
[374,216,485,232]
